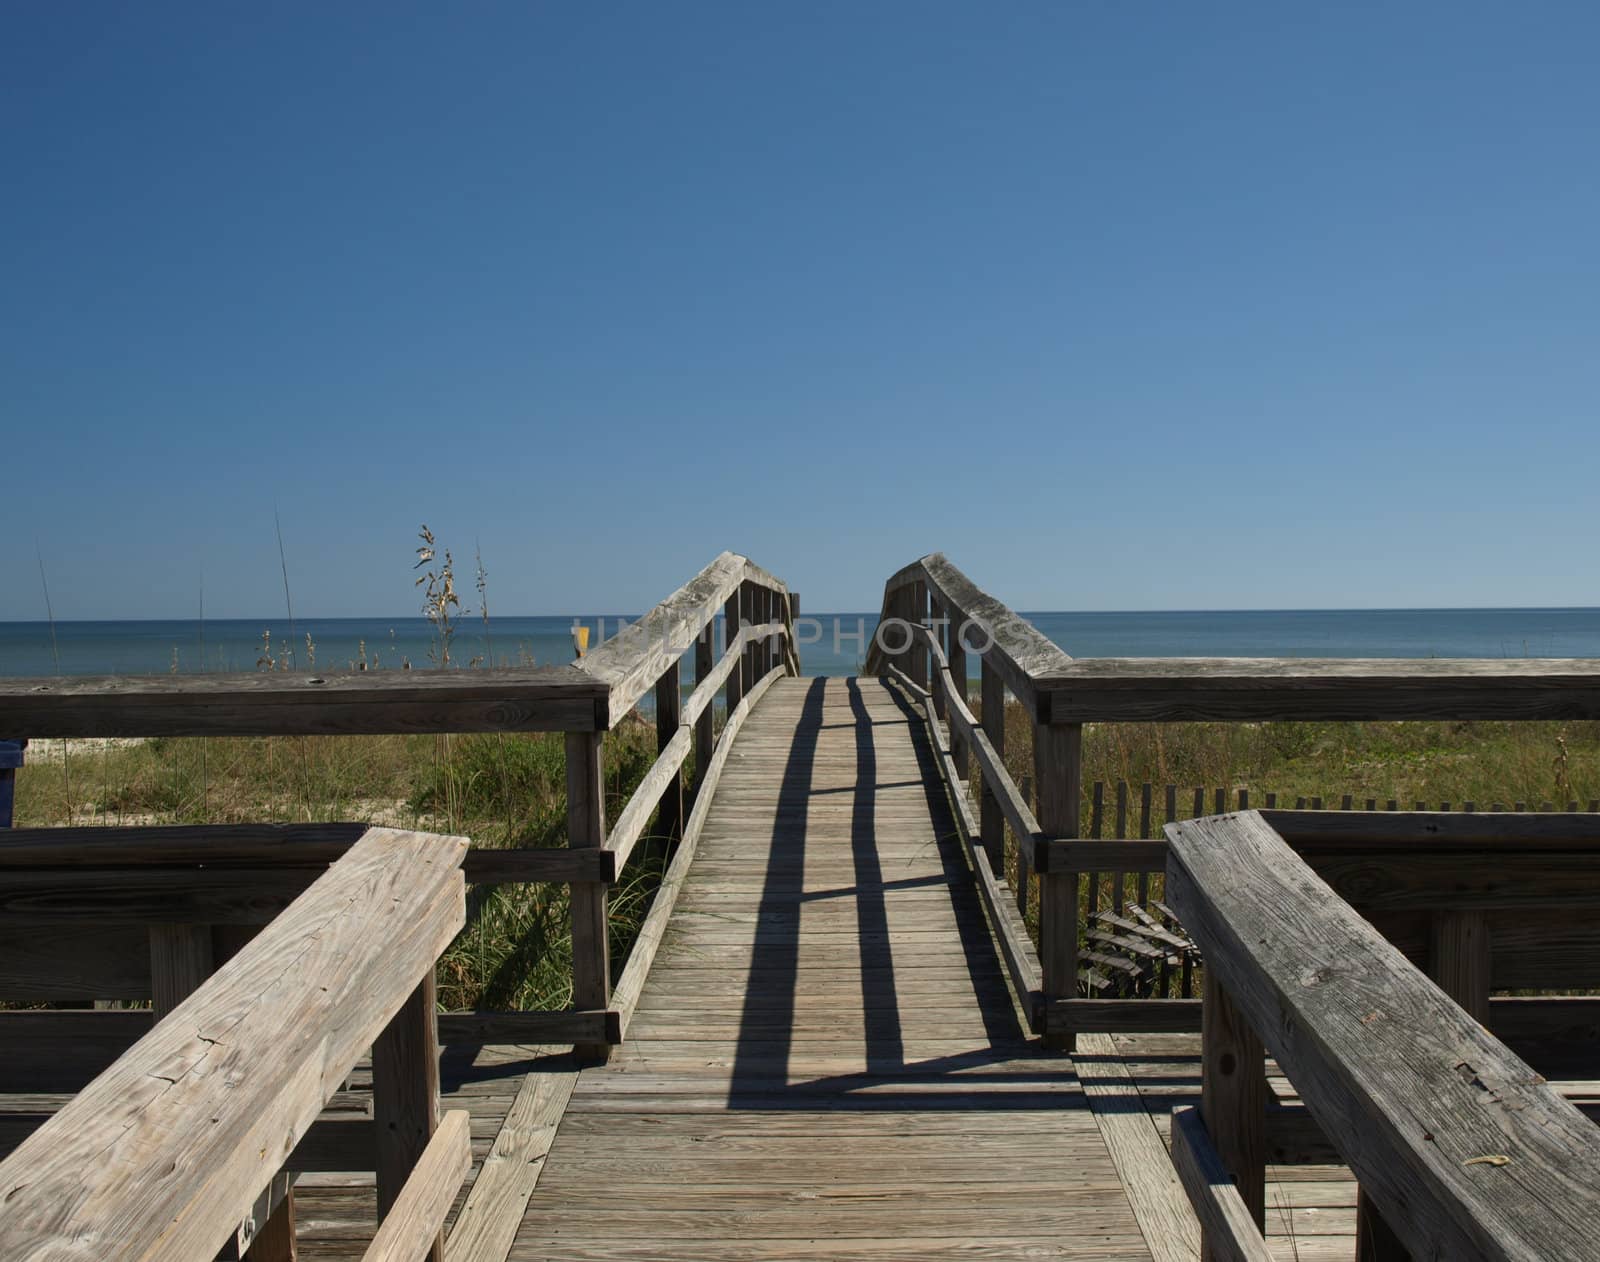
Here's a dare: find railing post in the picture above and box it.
[739,581,756,693]
[1036,721,1080,1051]
[724,590,743,715]
[928,597,948,723]
[979,659,1005,874]
[909,579,928,691]
[1200,971,1266,1260]
[654,662,683,848]
[946,613,968,779]
[694,625,715,793]
[374,970,443,1262]
[567,730,610,1064]
[0,738,23,828]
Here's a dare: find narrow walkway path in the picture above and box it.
[512,677,1153,1260]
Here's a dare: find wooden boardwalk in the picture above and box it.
[510,676,1151,1260]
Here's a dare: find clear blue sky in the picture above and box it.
[5,2,1597,619]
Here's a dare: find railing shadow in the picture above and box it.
[726,676,1081,1112]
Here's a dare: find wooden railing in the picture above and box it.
[866,552,1600,1049]
[0,551,799,1062]
[0,825,469,1261]
[1164,809,1600,1261]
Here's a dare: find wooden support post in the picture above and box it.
[739,582,756,694]
[909,579,928,691]
[0,739,23,829]
[1036,722,1081,1051]
[149,925,213,1019]
[653,663,683,848]
[979,658,1005,875]
[758,584,771,679]
[567,730,610,1063]
[694,626,715,793]
[946,609,968,778]
[723,592,743,715]
[929,597,948,723]
[373,971,443,1262]
[1430,909,1491,1024]
[1200,972,1266,1261]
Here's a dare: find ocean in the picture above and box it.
[2,607,1599,681]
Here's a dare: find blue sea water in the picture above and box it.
[2,607,1599,680]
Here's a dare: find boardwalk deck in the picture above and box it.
[511,676,1153,1260]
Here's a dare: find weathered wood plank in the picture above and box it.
[566,729,610,1064]
[443,1057,578,1262]
[360,1109,469,1262]
[0,827,467,1261]
[0,668,606,737]
[573,552,789,728]
[1044,658,1600,723]
[1170,1106,1272,1262]
[611,666,785,1040]
[1076,1033,1200,1262]
[1167,810,1600,1262]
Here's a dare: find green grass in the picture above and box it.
[13,718,670,1012]
[16,709,1599,1008]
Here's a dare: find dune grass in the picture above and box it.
[13,706,1598,1008]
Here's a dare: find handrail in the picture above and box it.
[0,552,801,1062]
[0,825,468,1260]
[865,551,1600,1050]
[575,551,792,729]
[1165,810,1600,1260]
[601,620,787,872]
[881,662,1042,1021]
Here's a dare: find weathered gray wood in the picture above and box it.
[566,730,609,1064]
[1041,657,1600,724]
[0,824,613,884]
[654,662,683,846]
[1430,909,1491,1023]
[1169,1106,1272,1262]
[611,665,785,1039]
[887,670,1042,1019]
[723,590,743,716]
[373,972,442,1260]
[1042,998,1202,1035]
[945,600,969,778]
[1073,1034,1200,1262]
[1036,721,1080,1054]
[573,552,789,728]
[0,827,467,1261]
[360,1108,469,1262]
[436,1009,616,1045]
[443,1060,579,1262]
[0,666,607,737]
[693,627,715,794]
[149,924,213,1017]
[1200,970,1266,1260]
[980,658,1007,873]
[1167,809,1600,1262]
[868,554,1074,722]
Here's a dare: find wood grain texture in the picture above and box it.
[1169,1106,1271,1262]
[573,552,789,729]
[442,1056,579,1262]
[510,676,1152,1262]
[0,827,467,1262]
[360,1110,469,1262]
[0,667,606,738]
[1167,809,1600,1262]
